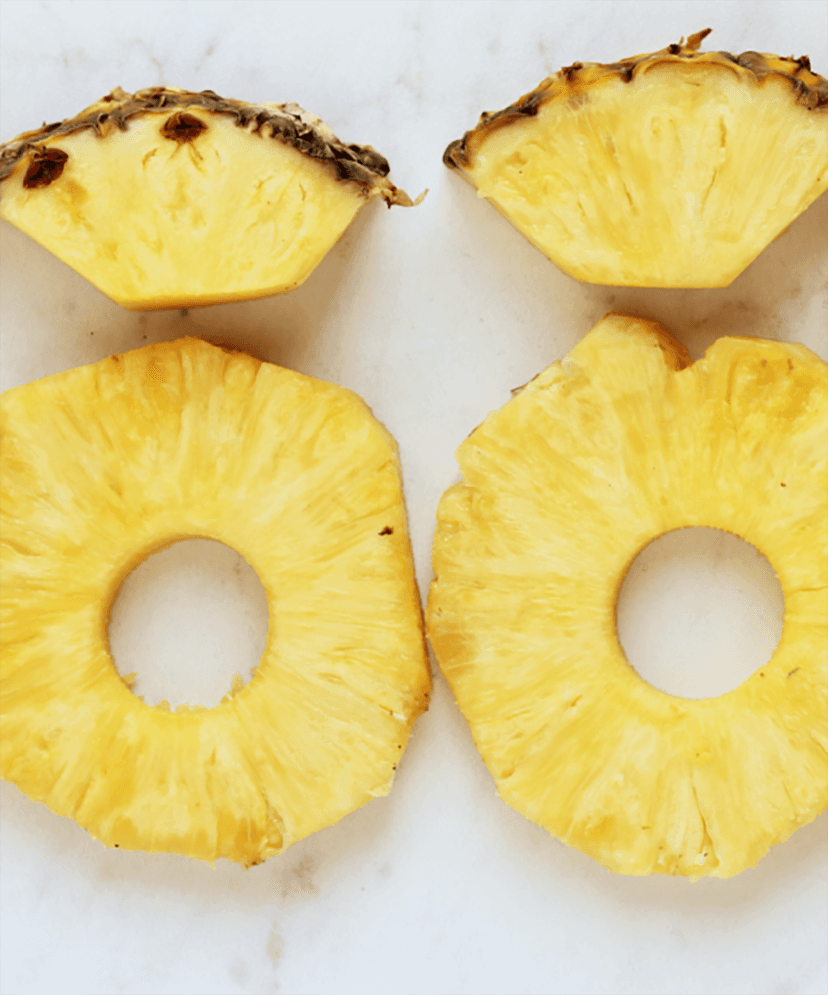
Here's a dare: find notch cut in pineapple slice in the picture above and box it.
[0,88,416,310]
[444,30,828,287]
[0,337,430,866]
[427,313,827,878]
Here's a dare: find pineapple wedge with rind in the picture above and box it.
[427,314,828,878]
[0,87,414,310]
[444,30,828,288]
[0,337,430,866]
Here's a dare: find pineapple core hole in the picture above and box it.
[107,538,269,709]
[615,528,784,700]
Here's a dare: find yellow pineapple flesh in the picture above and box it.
[427,314,828,878]
[444,30,828,287]
[0,88,414,310]
[0,337,430,866]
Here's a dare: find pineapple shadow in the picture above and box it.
[590,189,828,360]
[424,642,827,909]
[485,769,827,910]
[0,221,149,387]
[182,195,390,380]
[438,168,828,371]
[1,190,394,390]
[425,538,827,904]
[438,168,600,365]
[1,656,424,896]
[2,767,401,917]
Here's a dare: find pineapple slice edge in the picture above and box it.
[426,313,828,880]
[0,87,417,310]
[0,336,431,867]
[443,30,828,288]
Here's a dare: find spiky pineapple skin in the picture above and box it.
[0,88,413,310]
[427,314,828,878]
[0,338,430,865]
[444,32,828,288]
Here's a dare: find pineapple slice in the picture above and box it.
[444,30,828,287]
[0,87,415,310]
[427,314,827,878]
[0,338,430,866]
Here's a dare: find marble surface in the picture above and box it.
[1,2,827,993]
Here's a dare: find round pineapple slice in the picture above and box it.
[427,314,828,879]
[0,338,430,866]
[444,30,828,288]
[0,87,415,310]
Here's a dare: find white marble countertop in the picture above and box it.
[1,2,827,993]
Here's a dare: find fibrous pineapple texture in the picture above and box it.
[0,338,430,866]
[444,30,828,287]
[427,314,828,878]
[0,88,414,309]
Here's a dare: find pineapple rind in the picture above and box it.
[445,36,828,288]
[0,338,430,866]
[428,314,828,878]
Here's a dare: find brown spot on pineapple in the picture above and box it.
[161,112,208,143]
[23,146,69,189]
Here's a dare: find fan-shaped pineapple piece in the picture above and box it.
[0,88,414,310]
[427,314,828,878]
[444,30,828,287]
[0,338,430,866]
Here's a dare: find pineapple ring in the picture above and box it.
[0,338,430,866]
[427,314,828,879]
